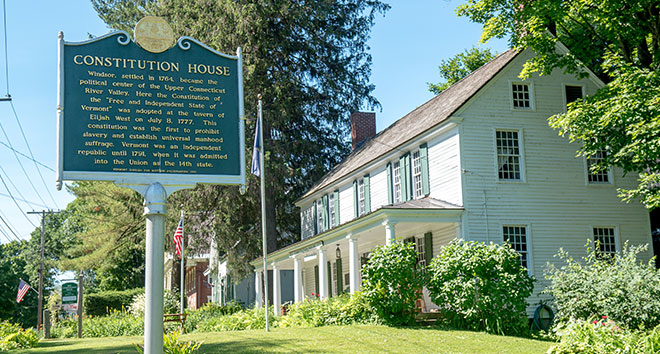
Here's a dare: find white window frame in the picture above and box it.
[501,223,533,274]
[584,150,613,185]
[392,161,402,203]
[357,179,365,216]
[509,80,535,111]
[414,236,426,270]
[328,193,335,228]
[562,83,586,110]
[591,225,619,256]
[412,150,423,199]
[494,128,526,183]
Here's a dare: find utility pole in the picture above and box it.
[27,210,60,334]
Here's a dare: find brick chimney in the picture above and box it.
[350,112,376,150]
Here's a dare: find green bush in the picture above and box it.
[0,321,38,351]
[51,309,143,338]
[184,302,242,333]
[548,318,660,354]
[545,242,660,330]
[84,288,144,316]
[426,239,534,335]
[278,292,378,328]
[361,241,424,325]
[197,307,277,332]
[129,290,180,317]
[136,331,202,354]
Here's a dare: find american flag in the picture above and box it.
[173,218,183,260]
[16,279,30,303]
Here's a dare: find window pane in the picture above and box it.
[496,130,522,181]
[512,83,531,108]
[503,226,528,268]
[393,161,402,203]
[565,85,583,105]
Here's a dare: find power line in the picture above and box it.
[9,101,59,208]
[0,140,54,172]
[0,165,39,209]
[0,173,36,228]
[0,211,21,242]
[0,205,20,240]
[0,192,49,209]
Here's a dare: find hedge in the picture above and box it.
[84,288,143,316]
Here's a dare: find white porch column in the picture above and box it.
[293,255,303,303]
[271,263,281,316]
[255,270,263,308]
[384,220,397,245]
[317,246,328,299]
[348,235,360,293]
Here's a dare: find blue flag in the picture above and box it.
[251,116,261,177]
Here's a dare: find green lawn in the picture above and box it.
[14,325,555,354]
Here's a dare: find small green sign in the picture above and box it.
[61,282,78,304]
[57,30,245,187]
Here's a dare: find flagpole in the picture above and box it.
[180,210,185,314]
[258,95,269,332]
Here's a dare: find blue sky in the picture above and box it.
[0,0,509,242]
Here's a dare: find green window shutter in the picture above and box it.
[314,265,319,295]
[313,202,318,235]
[424,232,433,266]
[399,155,407,201]
[322,195,329,231]
[327,261,332,297]
[402,153,412,201]
[420,143,430,196]
[353,180,358,218]
[336,259,343,294]
[386,162,393,204]
[333,190,340,226]
[363,174,371,213]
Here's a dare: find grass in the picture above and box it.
[13,325,555,354]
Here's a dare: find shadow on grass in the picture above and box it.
[200,338,325,354]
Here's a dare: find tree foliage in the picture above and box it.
[90,0,388,279]
[0,241,37,328]
[428,46,496,94]
[457,0,660,209]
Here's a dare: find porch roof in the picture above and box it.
[251,198,463,268]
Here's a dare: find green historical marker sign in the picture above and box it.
[57,24,245,189]
[61,282,77,304]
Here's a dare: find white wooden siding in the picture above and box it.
[339,183,354,225]
[428,128,462,206]
[457,50,652,310]
[370,165,388,210]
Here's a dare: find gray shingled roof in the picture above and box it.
[382,197,462,210]
[300,49,519,202]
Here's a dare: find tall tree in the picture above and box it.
[428,46,496,94]
[457,0,660,209]
[91,0,388,279]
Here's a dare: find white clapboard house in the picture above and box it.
[250,48,653,313]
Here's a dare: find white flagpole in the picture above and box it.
[258,95,269,332]
[180,210,185,314]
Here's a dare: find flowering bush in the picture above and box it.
[545,242,660,330]
[0,321,38,351]
[549,316,660,354]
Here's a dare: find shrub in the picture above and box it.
[278,292,378,328]
[84,288,144,316]
[0,321,38,351]
[426,239,534,335]
[129,290,180,317]
[136,331,202,354]
[545,242,660,330]
[184,302,242,333]
[361,241,424,325]
[51,309,143,338]
[548,318,660,354]
[198,307,277,332]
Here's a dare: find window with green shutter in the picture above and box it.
[314,265,319,295]
[353,180,358,218]
[333,190,340,226]
[424,232,433,267]
[386,162,393,204]
[336,259,343,294]
[321,195,329,231]
[363,174,371,213]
